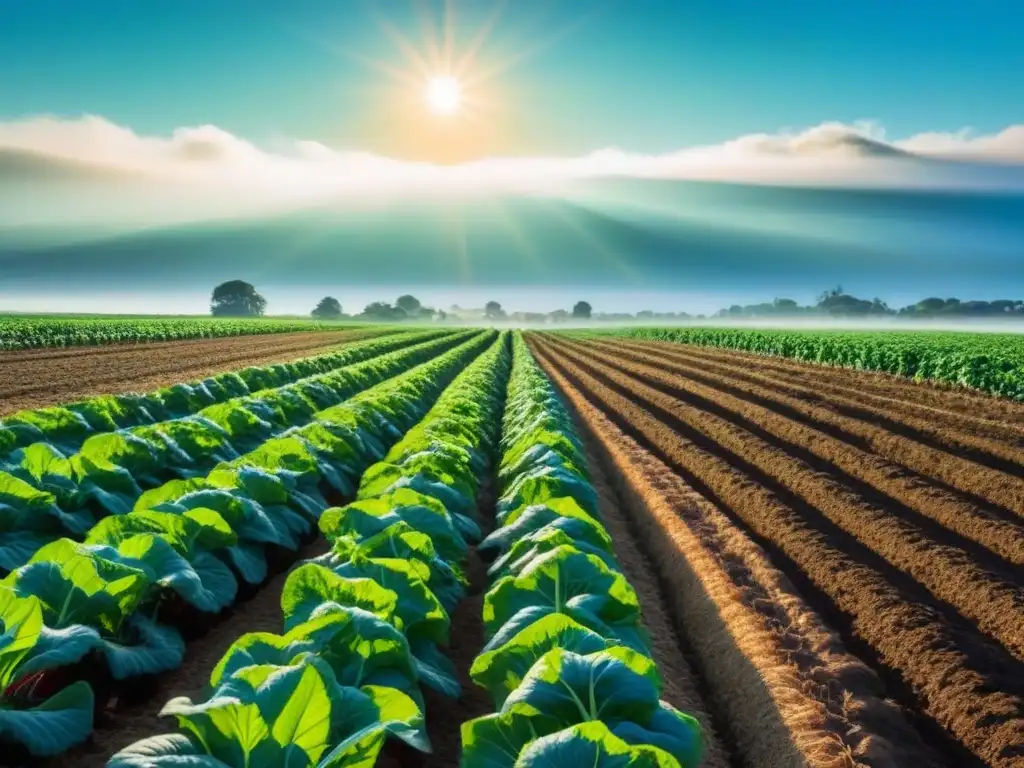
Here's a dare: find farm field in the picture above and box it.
[0,327,1021,767]
[0,327,390,414]
[597,326,1024,400]
[0,315,355,350]
[529,332,1024,767]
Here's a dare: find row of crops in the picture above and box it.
[0,328,490,757]
[0,315,352,349]
[459,336,702,766]
[0,329,467,569]
[595,327,1024,399]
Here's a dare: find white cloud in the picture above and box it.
[896,125,1024,160]
[1,114,1023,235]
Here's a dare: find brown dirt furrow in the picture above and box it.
[616,338,1024,473]
[581,435,732,768]
[530,335,1024,767]
[622,338,1024,429]
[583,338,1024,566]
[534,343,944,768]
[50,538,332,768]
[546,334,1024,661]
[0,329,383,414]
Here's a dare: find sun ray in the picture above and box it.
[462,0,612,89]
[412,0,444,71]
[492,198,547,277]
[536,197,641,284]
[373,12,433,77]
[443,0,457,75]
[454,0,508,79]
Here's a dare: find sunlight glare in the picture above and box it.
[426,76,462,116]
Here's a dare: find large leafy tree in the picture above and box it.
[210,280,267,317]
[311,296,343,319]
[362,301,402,321]
[572,301,592,319]
[396,295,422,316]
[485,301,505,320]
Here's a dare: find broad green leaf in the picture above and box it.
[106,733,229,768]
[480,498,611,556]
[498,470,600,525]
[489,528,618,580]
[515,721,682,768]
[483,547,640,641]
[0,591,43,688]
[281,564,396,632]
[0,680,94,756]
[470,614,615,707]
[100,614,186,680]
[502,649,661,735]
[460,711,539,768]
[610,703,703,768]
[320,489,467,563]
[333,557,450,645]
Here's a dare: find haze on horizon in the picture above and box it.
[1,0,1022,314]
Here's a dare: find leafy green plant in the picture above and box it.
[461,335,702,768]
[0,590,95,757]
[107,655,427,768]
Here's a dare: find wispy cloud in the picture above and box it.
[2,115,1023,234]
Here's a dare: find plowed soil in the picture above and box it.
[0,329,381,414]
[528,332,1024,768]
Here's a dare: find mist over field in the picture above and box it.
[2,176,1023,317]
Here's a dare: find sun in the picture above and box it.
[425,75,461,116]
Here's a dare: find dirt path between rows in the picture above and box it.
[0,330,379,414]
[531,337,944,768]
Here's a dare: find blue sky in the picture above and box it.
[2,0,1023,156]
[1,0,1023,314]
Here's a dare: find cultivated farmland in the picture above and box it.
[530,331,1024,767]
[0,315,350,350]
[0,328,395,415]
[0,326,1020,767]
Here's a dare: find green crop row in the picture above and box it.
[107,333,513,767]
[0,331,496,759]
[591,326,1024,400]
[0,316,356,350]
[460,334,703,767]
[0,331,474,573]
[0,328,437,460]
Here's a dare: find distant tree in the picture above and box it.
[311,296,343,320]
[817,285,844,304]
[484,301,505,320]
[916,297,947,314]
[549,309,570,323]
[211,280,267,317]
[572,301,593,319]
[417,306,436,321]
[362,301,400,321]
[396,295,422,316]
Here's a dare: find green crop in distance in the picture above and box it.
[590,327,1024,400]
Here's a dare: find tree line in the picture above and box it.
[713,287,1024,319]
[211,279,1024,323]
[209,281,593,322]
